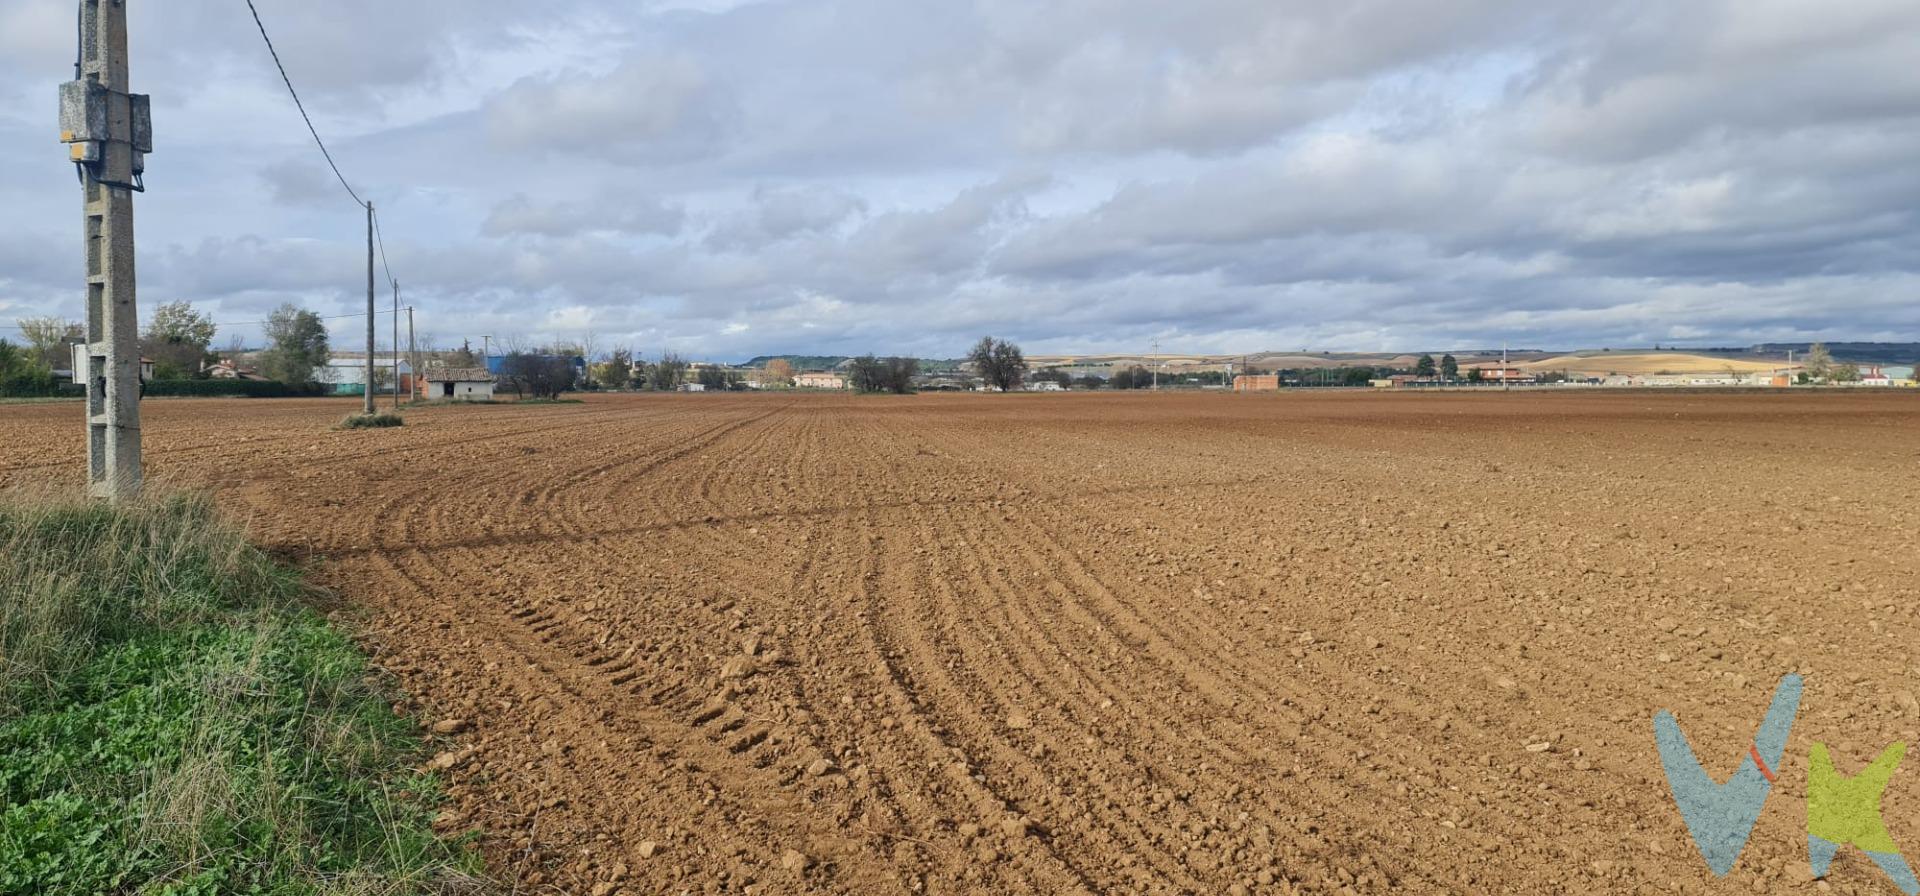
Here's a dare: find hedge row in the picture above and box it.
[141,380,330,398]
[0,372,68,399]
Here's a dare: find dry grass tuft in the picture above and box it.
[0,489,491,895]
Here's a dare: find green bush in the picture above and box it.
[141,379,329,398]
[0,340,63,398]
[338,412,405,430]
[0,494,487,895]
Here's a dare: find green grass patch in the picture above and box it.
[337,412,406,430]
[0,494,487,895]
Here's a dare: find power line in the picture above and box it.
[2,308,406,332]
[372,205,395,287]
[244,0,366,208]
[243,0,413,393]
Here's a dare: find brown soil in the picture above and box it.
[3,392,1918,895]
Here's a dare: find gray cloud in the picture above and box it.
[485,55,735,163]
[2,0,1918,360]
[703,185,867,250]
[483,194,685,239]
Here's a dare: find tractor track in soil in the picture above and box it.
[3,391,1919,894]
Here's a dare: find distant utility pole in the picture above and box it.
[364,202,375,415]
[406,305,416,402]
[1152,340,1160,391]
[63,0,153,501]
[390,279,400,409]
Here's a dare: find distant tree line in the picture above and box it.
[4,300,338,398]
[1111,366,1155,389]
[697,366,748,391]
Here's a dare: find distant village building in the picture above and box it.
[794,372,846,389]
[204,358,268,381]
[678,383,707,393]
[1856,366,1896,387]
[318,357,413,396]
[1028,380,1065,392]
[1463,366,1535,384]
[423,367,496,401]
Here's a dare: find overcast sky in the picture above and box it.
[2,0,1918,360]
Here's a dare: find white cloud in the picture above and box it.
[485,56,734,162]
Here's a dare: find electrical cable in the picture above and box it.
[243,0,366,209]
[240,0,415,353]
[4,309,405,333]
[371,205,396,287]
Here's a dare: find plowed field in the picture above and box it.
[3,392,1918,895]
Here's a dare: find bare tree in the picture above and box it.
[576,331,601,387]
[653,352,689,391]
[15,317,84,370]
[764,358,795,387]
[967,337,1028,392]
[501,351,576,399]
[1804,343,1835,381]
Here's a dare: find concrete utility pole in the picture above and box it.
[364,202,375,415]
[406,305,416,401]
[391,279,400,410]
[1151,340,1160,391]
[62,0,153,501]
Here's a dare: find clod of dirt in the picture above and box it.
[426,747,476,771]
[1000,815,1034,839]
[781,849,812,872]
[431,718,470,735]
[1006,711,1032,730]
[637,841,659,860]
[806,758,835,777]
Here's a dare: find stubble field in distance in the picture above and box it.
[2,391,1916,895]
